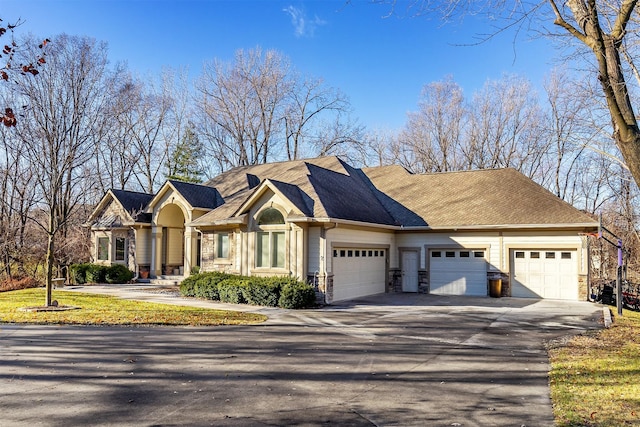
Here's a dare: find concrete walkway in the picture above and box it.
[1,285,603,426]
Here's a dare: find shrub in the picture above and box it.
[106,264,134,284]
[278,281,316,309]
[0,276,42,292]
[218,278,249,304]
[85,264,108,284]
[180,272,231,299]
[179,273,316,309]
[243,278,281,307]
[70,263,92,284]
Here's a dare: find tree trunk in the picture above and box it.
[45,231,54,306]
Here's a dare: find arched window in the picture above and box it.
[256,207,286,268]
[258,208,285,225]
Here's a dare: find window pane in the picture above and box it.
[546,252,556,259]
[460,251,470,258]
[258,208,285,225]
[445,251,455,258]
[98,237,109,261]
[561,252,572,259]
[256,232,269,267]
[531,252,540,259]
[473,251,484,258]
[115,237,126,261]
[432,251,441,257]
[272,232,285,268]
[217,233,229,258]
[515,251,525,259]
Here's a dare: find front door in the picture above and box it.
[402,250,419,292]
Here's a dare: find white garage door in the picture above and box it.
[332,248,386,302]
[511,250,578,300]
[430,249,487,296]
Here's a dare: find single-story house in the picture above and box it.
[86,156,598,303]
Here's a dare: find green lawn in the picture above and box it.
[550,309,640,426]
[0,288,267,326]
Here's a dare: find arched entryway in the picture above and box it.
[153,203,186,277]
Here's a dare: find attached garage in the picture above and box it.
[429,249,487,296]
[511,249,578,300]
[332,248,387,302]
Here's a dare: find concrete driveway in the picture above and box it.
[0,289,602,427]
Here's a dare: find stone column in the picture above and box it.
[151,226,163,278]
[184,226,199,277]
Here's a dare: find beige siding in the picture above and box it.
[166,228,183,265]
[136,228,151,265]
[307,226,321,274]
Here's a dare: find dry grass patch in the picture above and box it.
[550,309,640,426]
[0,288,267,326]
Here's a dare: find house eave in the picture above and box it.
[286,216,399,230]
[187,214,248,228]
[397,222,599,232]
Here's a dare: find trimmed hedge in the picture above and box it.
[70,263,134,284]
[105,264,134,284]
[180,272,316,309]
[86,264,108,284]
[70,263,92,284]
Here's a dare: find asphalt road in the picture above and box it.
[0,291,603,427]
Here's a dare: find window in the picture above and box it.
[256,231,285,268]
[217,233,229,258]
[531,252,540,259]
[258,208,285,225]
[515,251,525,259]
[347,250,353,257]
[432,251,441,258]
[546,252,556,259]
[474,251,484,258]
[445,251,455,258]
[97,237,109,261]
[115,237,126,261]
[561,252,572,259]
[460,251,470,258]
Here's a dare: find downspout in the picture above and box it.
[320,222,338,304]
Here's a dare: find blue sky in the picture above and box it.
[2,0,557,131]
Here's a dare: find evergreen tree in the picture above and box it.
[166,126,204,183]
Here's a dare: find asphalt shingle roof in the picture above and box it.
[168,180,223,210]
[110,189,154,223]
[362,166,596,227]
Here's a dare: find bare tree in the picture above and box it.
[399,76,466,172]
[196,48,291,170]
[382,0,640,189]
[195,47,361,173]
[16,34,110,306]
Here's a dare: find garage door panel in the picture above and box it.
[333,248,386,302]
[512,250,577,300]
[430,249,487,296]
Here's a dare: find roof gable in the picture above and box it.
[87,189,154,226]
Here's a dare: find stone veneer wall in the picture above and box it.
[200,232,215,271]
[578,274,588,301]
[388,269,429,293]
